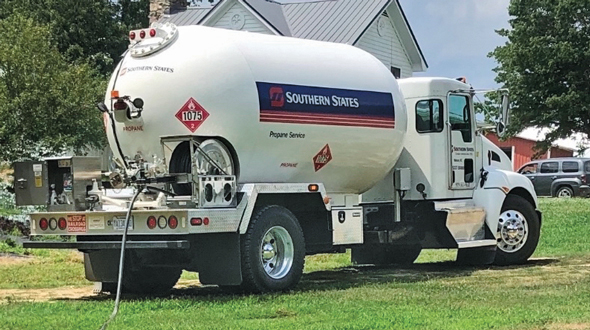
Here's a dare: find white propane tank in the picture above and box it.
[105,25,407,194]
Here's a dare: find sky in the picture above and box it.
[276,0,512,89]
[397,0,511,89]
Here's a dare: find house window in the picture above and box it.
[500,147,513,160]
[415,99,443,133]
[391,67,401,79]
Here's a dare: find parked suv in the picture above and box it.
[517,157,590,197]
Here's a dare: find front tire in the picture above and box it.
[240,205,305,293]
[494,195,540,265]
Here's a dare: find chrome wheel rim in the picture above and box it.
[557,188,572,198]
[260,226,294,279]
[497,210,529,253]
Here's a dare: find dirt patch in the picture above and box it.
[0,286,95,303]
[546,323,590,330]
[0,280,204,303]
[0,254,34,266]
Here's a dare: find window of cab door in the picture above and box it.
[448,94,473,143]
[415,99,443,133]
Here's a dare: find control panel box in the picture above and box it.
[14,157,101,211]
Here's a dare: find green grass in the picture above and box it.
[0,198,589,330]
[0,250,86,289]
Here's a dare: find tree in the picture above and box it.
[490,0,590,152]
[0,0,149,75]
[0,14,106,162]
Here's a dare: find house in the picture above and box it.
[150,0,428,78]
[485,129,580,171]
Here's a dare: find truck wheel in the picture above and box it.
[240,205,305,293]
[122,266,182,294]
[555,186,574,198]
[493,194,540,265]
[352,244,422,265]
[456,246,496,266]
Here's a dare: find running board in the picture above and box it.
[435,200,492,248]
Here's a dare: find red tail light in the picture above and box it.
[140,30,146,38]
[203,217,210,226]
[39,218,49,231]
[168,216,178,229]
[149,29,156,37]
[129,31,136,40]
[190,217,202,226]
[58,217,67,230]
[147,216,157,229]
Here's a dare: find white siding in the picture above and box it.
[355,14,413,78]
[211,2,273,35]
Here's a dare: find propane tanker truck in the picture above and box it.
[15,24,540,294]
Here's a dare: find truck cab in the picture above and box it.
[359,77,540,266]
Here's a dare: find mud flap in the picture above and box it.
[189,233,242,286]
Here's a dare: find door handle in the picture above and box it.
[529,177,535,180]
[551,176,557,180]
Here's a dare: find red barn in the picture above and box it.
[485,133,574,171]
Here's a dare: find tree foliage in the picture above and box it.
[0,0,149,75]
[490,0,590,152]
[0,14,105,161]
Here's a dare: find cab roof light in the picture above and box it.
[308,184,319,192]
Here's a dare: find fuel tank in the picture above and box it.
[105,24,407,194]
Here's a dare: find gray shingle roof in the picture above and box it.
[160,7,211,25]
[279,0,389,43]
[158,0,426,68]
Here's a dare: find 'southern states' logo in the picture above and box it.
[175,97,210,133]
[270,86,284,108]
[313,144,332,172]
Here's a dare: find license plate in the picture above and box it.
[112,216,133,231]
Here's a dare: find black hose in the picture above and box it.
[109,55,129,168]
[99,188,142,330]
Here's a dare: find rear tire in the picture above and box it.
[352,244,422,266]
[493,194,540,265]
[555,186,574,198]
[240,205,305,293]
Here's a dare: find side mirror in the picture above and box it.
[96,102,109,113]
[497,93,510,138]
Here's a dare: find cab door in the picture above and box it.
[448,93,476,190]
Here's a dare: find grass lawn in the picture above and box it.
[1,198,589,330]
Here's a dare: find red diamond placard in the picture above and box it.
[175,97,210,133]
[313,144,332,172]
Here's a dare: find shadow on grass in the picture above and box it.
[53,258,559,303]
